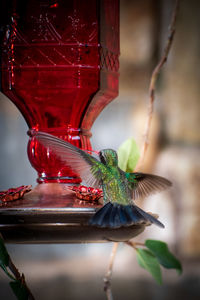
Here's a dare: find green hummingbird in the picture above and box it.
[34,131,172,229]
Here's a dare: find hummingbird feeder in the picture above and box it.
[0,0,149,243]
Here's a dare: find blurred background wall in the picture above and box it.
[0,0,200,299]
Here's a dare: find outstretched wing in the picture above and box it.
[33,131,107,187]
[125,172,172,200]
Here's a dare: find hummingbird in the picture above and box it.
[34,131,172,229]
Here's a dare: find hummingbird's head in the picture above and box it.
[99,149,118,167]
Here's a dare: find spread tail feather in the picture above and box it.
[88,202,164,228]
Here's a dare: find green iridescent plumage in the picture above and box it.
[34,131,172,228]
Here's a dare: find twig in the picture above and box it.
[125,241,145,250]
[135,0,180,171]
[0,233,35,300]
[104,242,119,300]
[8,258,35,300]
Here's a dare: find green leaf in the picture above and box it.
[136,248,162,285]
[0,235,9,267]
[0,264,15,280]
[117,138,140,172]
[145,240,182,275]
[10,280,29,300]
[0,235,15,280]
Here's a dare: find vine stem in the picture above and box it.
[104,242,119,300]
[135,0,180,171]
[8,258,35,300]
[103,1,180,299]
[125,241,145,249]
[0,233,35,300]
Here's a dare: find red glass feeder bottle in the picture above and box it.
[1,0,119,184]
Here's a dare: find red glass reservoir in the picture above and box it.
[1,0,119,184]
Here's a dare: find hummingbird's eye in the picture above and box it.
[99,151,106,165]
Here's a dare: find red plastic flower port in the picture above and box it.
[0,185,32,203]
[68,185,103,202]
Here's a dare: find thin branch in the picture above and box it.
[125,241,145,250]
[104,242,119,300]
[135,0,180,171]
[8,259,22,281]
[125,241,144,249]
[0,233,35,300]
[8,258,35,300]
